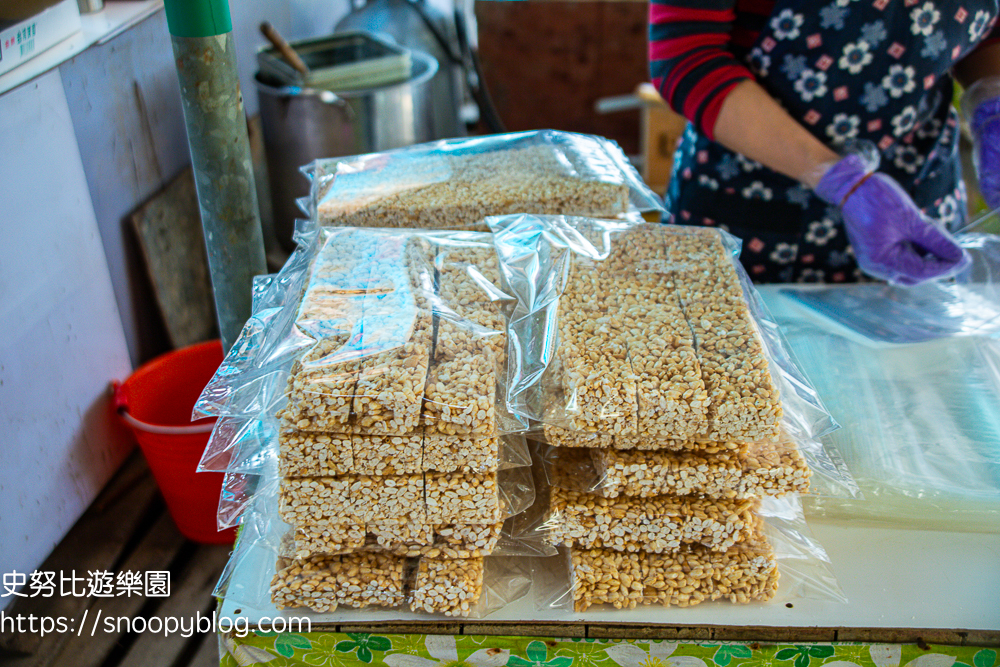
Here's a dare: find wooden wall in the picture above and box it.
[475,0,649,156]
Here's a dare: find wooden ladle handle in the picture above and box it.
[260,21,310,78]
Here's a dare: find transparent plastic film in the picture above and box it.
[537,451,765,555]
[764,294,1000,532]
[278,462,534,528]
[215,434,535,532]
[543,442,812,500]
[533,495,844,612]
[199,416,277,474]
[302,130,664,230]
[194,225,323,420]
[490,214,839,442]
[218,471,262,530]
[782,232,1000,344]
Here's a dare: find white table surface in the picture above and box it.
[218,286,1000,632]
[218,517,1000,630]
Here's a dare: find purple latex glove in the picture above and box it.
[971,96,1000,210]
[815,154,970,285]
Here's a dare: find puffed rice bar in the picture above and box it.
[422,348,497,436]
[547,487,760,553]
[352,238,436,434]
[590,438,811,499]
[425,471,503,523]
[280,472,504,525]
[665,228,783,441]
[542,424,748,455]
[279,424,502,476]
[279,474,426,524]
[270,552,405,613]
[570,534,778,611]
[409,557,485,617]
[278,428,355,477]
[609,224,709,438]
[283,231,377,430]
[423,433,500,473]
[434,243,507,361]
[556,249,638,434]
[424,242,505,437]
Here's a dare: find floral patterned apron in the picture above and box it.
[667,0,998,282]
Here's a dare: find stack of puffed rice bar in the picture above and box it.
[269,229,514,617]
[539,222,811,611]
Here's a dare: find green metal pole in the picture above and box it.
[164,0,267,353]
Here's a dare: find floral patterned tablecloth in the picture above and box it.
[218,633,996,667]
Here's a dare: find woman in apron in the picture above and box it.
[650,0,1000,284]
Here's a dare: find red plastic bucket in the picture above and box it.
[113,340,236,544]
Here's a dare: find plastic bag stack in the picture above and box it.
[491,216,834,611]
[265,228,540,617]
[199,131,673,619]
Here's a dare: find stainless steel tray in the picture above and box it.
[257,30,412,91]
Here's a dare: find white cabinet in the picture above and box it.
[0,69,133,597]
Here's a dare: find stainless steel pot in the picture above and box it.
[255,50,438,252]
[336,0,468,141]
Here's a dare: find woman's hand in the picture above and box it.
[815,154,970,285]
[970,94,1000,210]
[954,48,1000,210]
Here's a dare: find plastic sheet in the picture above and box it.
[302,131,665,229]
[532,495,845,612]
[216,435,535,530]
[490,215,838,444]
[199,416,276,474]
[765,288,1000,532]
[783,233,1000,344]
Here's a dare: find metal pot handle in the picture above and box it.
[316,89,356,120]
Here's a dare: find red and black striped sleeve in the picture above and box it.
[648,0,756,139]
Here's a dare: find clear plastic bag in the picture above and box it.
[532,494,845,612]
[301,131,665,229]
[217,438,537,530]
[782,233,1000,345]
[194,228,528,442]
[214,462,536,619]
[540,437,802,501]
[763,292,1000,532]
[532,429,855,555]
[219,526,533,619]
[490,215,838,444]
[537,426,858,501]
